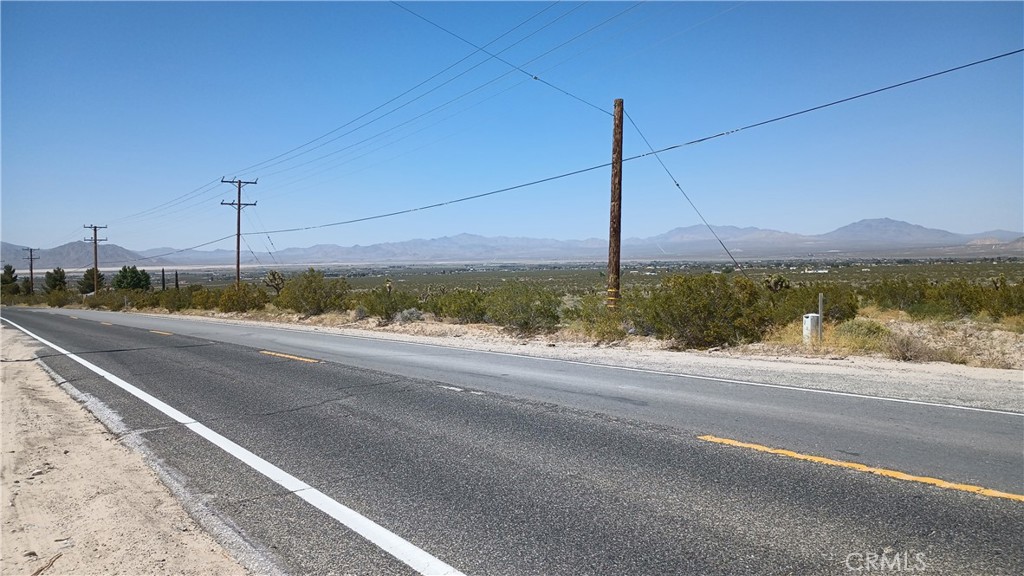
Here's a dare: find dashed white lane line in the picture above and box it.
[2,317,465,576]
[438,385,464,392]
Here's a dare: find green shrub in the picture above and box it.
[634,274,770,348]
[189,287,221,310]
[218,284,269,313]
[564,291,627,342]
[834,318,890,340]
[276,268,350,316]
[425,289,486,324]
[356,288,419,325]
[45,289,74,308]
[483,280,561,335]
[770,283,858,325]
[865,277,927,311]
[158,288,192,311]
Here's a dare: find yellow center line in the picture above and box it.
[260,350,321,364]
[149,330,173,336]
[698,434,1024,503]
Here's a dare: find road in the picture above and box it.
[2,306,1021,575]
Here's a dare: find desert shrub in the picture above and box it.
[158,288,192,311]
[218,284,269,313]
[770,283,858,325]
[885,332,928,362]
[633,274,770,348]
[276,268,350,316]
[356,288,419,325]
[564,291,627,342]
[865,277,928,311]
[929,278,985,318]
[483,280,561,335]
[834,318,890,340]
[45,289,74,308]
[984,276,1024,320]
[833,318,891,352]
[395,308,423,324]
[425,289,486,324]
[189,287,221,310]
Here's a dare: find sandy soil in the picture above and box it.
[0,325,248,576]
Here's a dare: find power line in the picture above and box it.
[651,48,1024,155]
[243,48,1023,239]
[103,4,562,228]
[253,2,596,181]
[392,0,624,116]
[231,2,572,179]
[624,110,748,275]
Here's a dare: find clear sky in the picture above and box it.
[2,1,1022,255]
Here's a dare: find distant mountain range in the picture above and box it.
[2,219,1021,271]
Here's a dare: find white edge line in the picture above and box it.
[23,309,1024,417]
[1,317,466,576]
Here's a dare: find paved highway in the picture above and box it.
[2,307,1022,575]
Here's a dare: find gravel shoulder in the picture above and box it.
[151,310,1023,413]
[0,325,250,576]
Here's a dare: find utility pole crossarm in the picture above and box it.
[221,178,258,288]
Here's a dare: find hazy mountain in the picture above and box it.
[3,219,1021,270]
[1,241,172,272]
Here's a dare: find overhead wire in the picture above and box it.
[241,47,1023,239]
[625,110,748,275]
[253,1,596,181]
[233,2,579,180]
[391,0,630,117]
[100,3,563,228]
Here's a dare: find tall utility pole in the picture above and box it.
[83,225,108,294]
[606,98,624,310]
[221,178,257,288]
[22,248,40,294]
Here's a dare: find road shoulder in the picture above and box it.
[1,324,249,576]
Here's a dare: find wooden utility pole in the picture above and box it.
[606,98,624,309]
[22,248,40,294]
[83,225,107,294]
[221,178,257,288]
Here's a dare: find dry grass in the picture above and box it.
[751,314,1023,369]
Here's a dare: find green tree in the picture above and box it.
[112,266,151,291]
[1,265,19,295]
[77,268,106,294]
[43,267,68,294]
[276,268,350,316]
[20,277,34,295]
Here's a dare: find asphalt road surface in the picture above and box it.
[2,307,1021,575]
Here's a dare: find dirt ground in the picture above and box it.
[0,325,248,576]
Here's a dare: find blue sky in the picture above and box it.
[2,1,1022,255]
